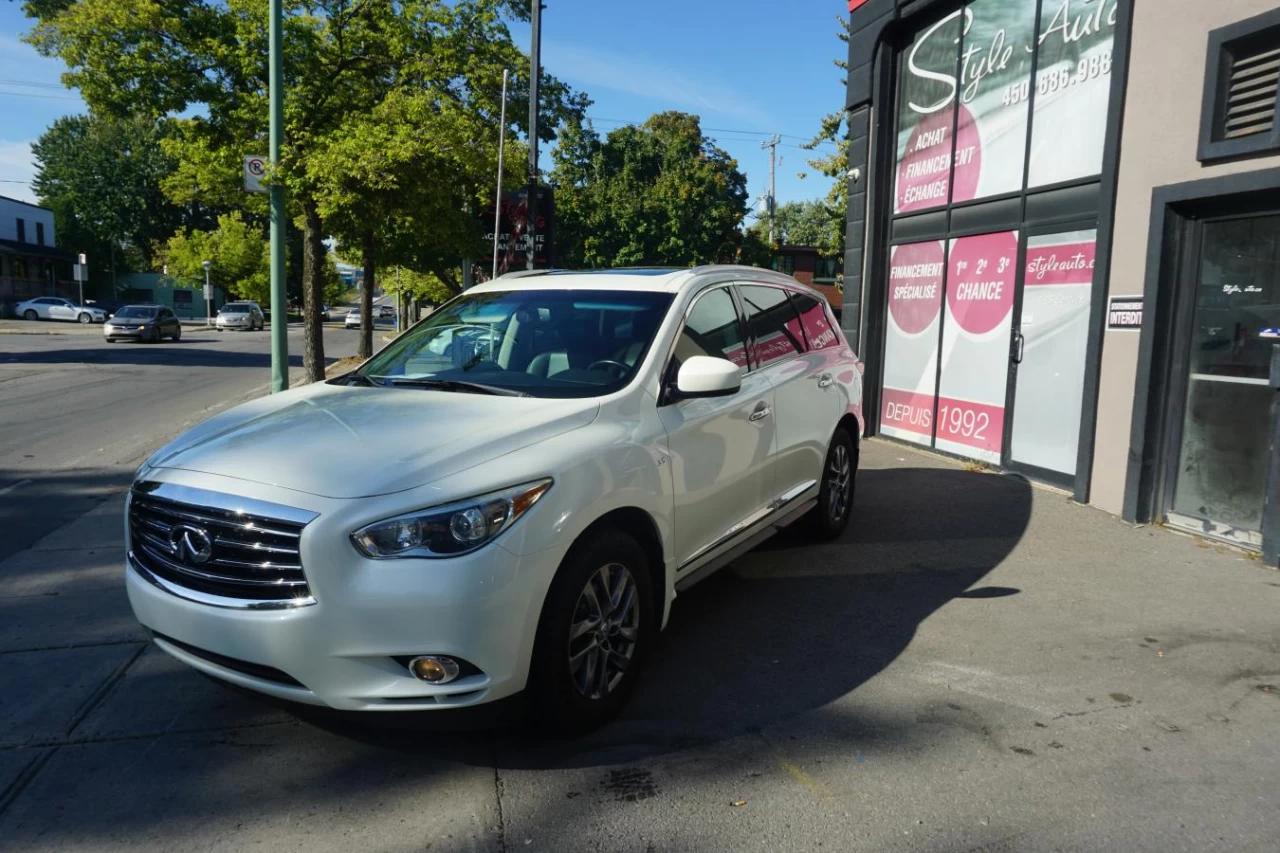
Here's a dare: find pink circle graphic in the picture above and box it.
[896,103,981,214]
[888,241,944,335]
[946,231,1018,336]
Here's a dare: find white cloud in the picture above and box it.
[0,140,38,204]
[544,40,772,128]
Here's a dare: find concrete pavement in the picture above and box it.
[0,438,1277,851]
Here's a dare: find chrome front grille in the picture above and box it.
[128,482,317,606]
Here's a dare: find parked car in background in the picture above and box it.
[320,304,331,321]
[104,305,182,343]
[344,308,363,329]
[378,304,396,319]
[123,266,863,729]
[15,297,107,324]
[215,302,265,331]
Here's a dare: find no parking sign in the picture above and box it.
[243,155,268,193]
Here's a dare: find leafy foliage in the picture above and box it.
[159,212,269,304]
[747,200,840,251]
[798,16,852,259]
[550,112,749,269]
[31,114,187,281]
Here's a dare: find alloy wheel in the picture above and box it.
[567,562,640,700]
[827,443,852,522]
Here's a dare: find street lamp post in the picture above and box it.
[202,260,212,323]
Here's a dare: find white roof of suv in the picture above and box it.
[476,265,806,294]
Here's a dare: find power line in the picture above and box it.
[0,89,80,101]
[0,77,69,90]
[585,115,837,147]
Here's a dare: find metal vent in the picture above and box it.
[1223,45,1280,139]
[128,483,316,607]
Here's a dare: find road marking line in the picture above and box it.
[0,479,32,496]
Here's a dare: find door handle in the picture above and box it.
[817,373,833,388]
[1012,332,1025,365]
[748,403,772,422]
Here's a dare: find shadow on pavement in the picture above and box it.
[300,465,1033,768]
[0,345,337,370]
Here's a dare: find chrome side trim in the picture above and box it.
[675,497,817,592]
[678,479,818,572]
[133,481,319,526]
[129,552,317,610]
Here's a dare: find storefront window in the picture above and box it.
[895,12,963,214]
[882,241,945,445]
[935,231,1019,463]
[1027,0,1119,187]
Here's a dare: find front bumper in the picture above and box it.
[123,472,563,711]
[105,326,154,340]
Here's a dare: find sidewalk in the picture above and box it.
[0,439,1277,851]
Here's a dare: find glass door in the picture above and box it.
[1007,229,1097,481]
[1166,214,1280,548]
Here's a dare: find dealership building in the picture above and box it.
[840,0,1280,556]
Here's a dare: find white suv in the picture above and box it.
[124,266,864,728]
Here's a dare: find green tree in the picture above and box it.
[31,113,186,289]
[550,112,749,269]
[25,0,585,381]
[798,16,853,259]
[748,200,839,251]
[159,211,270,305]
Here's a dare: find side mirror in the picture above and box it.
[675,356,742,399]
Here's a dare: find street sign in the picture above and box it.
[244,155,268,193]
[73,264,86,282]
[203,284,213,299]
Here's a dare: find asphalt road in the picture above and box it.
[1,435,1278,851]
[0,321,375,562]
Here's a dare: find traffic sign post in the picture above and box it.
[244,156,268,193]
[73,253,87,306]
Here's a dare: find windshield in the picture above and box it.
[357,289,674,399]
[114,306,158,320]
[221,305,249,314]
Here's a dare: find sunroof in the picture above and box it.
[543,268,681,276]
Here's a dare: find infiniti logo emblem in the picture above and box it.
[169,523,214,564]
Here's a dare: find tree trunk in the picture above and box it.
[301,200,327,383]
[360,229,375,359]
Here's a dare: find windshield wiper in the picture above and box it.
[372,376,528,397]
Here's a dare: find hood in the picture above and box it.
[146,383,599,498]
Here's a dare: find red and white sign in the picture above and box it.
[896,103,981,214]
[935,230,1018,463]
[882,241,946,447]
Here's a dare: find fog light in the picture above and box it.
[408,655,461,684]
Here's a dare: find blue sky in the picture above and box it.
[0,0,848,219]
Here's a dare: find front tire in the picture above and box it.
[23,309,37,321]
[808,427,856,540]
[78,313,91,324]
[171,325,182,342]
[528,528,653,731]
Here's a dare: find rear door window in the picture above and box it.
[789,292,841,351]
[738,285,806,368]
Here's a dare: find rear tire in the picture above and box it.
[807,427,856,540]
[23,310,37,321]
[528,528,654,732]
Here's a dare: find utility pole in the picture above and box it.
[492,68,509,280]
[202,260,212,323]
[268,0,288,393]
[761,134,780,244]
[526,1,543,271]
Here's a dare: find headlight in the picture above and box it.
[351,479,552,559]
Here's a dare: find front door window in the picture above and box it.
[1169,214,1280,543]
